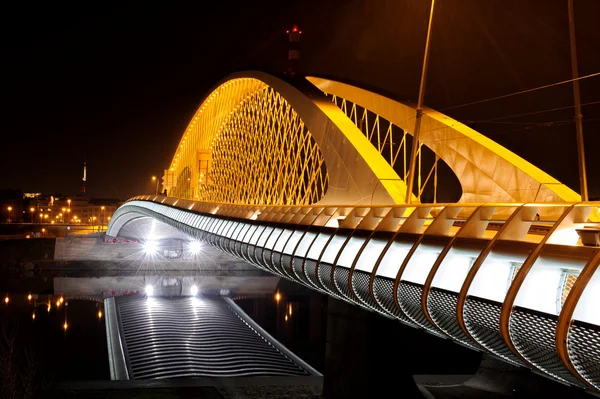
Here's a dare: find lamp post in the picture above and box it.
[7,206,12,223]
[101,206,105,231]
[405,0,436,204]
[151,176,158,195]
[30,207,35,223]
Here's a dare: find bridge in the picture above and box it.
[106,71,600,394]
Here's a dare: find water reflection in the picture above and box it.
[0,264,325,382]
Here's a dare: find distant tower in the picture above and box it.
[286,25,302,75]
[80,161,87,196]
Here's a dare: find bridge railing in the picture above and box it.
[110,196,600,392]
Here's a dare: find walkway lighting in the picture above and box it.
[143,240,158,254]
[188,240,202,254]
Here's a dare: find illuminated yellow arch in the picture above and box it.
[307,77,581,204]
[164,71,412,205]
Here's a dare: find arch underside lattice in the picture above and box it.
[199,85,328,205]
[168,77,328,205]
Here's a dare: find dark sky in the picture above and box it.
[1,0,599,200]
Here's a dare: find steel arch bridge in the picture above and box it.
[107,71,600,393]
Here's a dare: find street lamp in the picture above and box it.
[101,206,105,230]
[67,199,71,210]
[30,207,35,223]
[7,206,12,223]
[151,176,159,195]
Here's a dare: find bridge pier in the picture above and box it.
[323,298,423,398]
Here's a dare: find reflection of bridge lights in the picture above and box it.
[145,285,154,296]
[188,240,202,254]
[190,285,198,296]
[143,240,158,254]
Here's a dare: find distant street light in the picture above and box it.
[30,207,35,223]
[151,176,159,195]
[7,206,12,223]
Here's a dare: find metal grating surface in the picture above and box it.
[281,254,293,277]
[304,259,321,288]
[116,295,310,379]
[510,308,587,388]
[318,263,338,295]
[397,281,445,337]
[239,242,249,260]
[428,288,479,350]
[352,270,377,308]
[333,266,353,300]
[569,320,600,390]
[464,297,525,367]
[271,251,288,277]
[293,258,312,286]
[372,276,415,325]
[261,249,275,273]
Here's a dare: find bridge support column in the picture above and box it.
[323,298,422,399]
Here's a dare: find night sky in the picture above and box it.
[2,0,599,200]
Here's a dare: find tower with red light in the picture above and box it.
[286,25,302,75]
[80,160,87,196]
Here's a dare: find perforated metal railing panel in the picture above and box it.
[569,320,600,390]
[318,263,338,295]
[372,276,416,326]
[428,287,479,350]
[464,296,525,367]
[397,281,446,338]
[261,249,276,273]
[116,295,311,379]
[292,257,312,286]
[351,270,379,310]
[333,266,354,301]
[281,254,293,278]
[271,251,287,277]
[304,258,321,288]
[510,307,587,388]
